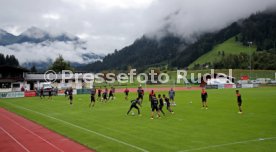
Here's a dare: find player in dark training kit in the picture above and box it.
[48,87,52,100]
[163,94,174,114]
[151,95,161,119]
[158,94,165,116]
[149,90,155,101]
[236,90,243,114]
[68,87,73,105]
[97,87,102,101]
[124,87,129,101]
[137,86,144,103]
[40,87,45,99]
[103,87,108,102]
[64,88,69,98]
[127,98,141,116]
[201,88,208,109]
[108,87,114,100]
[89,87,96,108]
[111,87,116,99]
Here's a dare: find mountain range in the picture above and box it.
[0,27,78,46]
[0,27,103,71]
[79,10,276,72]
[1,9,276,72]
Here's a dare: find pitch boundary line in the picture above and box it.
[180,137,276,152]
[5,103,149,152]
[1,114,65,152]
[0,126,30,152]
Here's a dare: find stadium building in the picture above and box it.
[0,65,94,98]
[0,65,29,92]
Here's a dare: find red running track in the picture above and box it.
[0,108,94,152]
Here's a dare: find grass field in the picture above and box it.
[189,37,256,69]
[0,88,276,152]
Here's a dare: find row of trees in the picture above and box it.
[212,52,276,70]
[0,53,19,66]
[0,53,73,73]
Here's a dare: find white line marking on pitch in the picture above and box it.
[0,126,30,152]
[180,137,276,152]
[2,115,65,152]
[6,103,149,152]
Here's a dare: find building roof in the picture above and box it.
[24,73,95,81]
[0,65,29,72]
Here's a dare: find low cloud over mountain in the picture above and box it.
[0,27,103,67]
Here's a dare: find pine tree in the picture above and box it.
[30,65,37,72]
[49,55,74,72]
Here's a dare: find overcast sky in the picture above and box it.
[1,0,276,56]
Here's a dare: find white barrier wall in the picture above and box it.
[0,92,24,98]
[0,88,12,92]
[241,84,254,88]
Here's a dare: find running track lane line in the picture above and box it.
[180,137,276,152]
[5,103,149,152]
[0,126,30,152]
[1,114,65,152]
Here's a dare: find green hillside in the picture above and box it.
[189,37,256,69]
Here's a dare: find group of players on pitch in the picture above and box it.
[127,87,175,119]
[39,87,74,103]
[90,86,116,106]
[86,85,176,119]
[69,85,243,116]
[41,84,243,116]
[40,83,242,114]
[66,86,116,107]
[126,86,243,118]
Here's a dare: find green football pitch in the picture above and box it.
[0,88,276,152]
